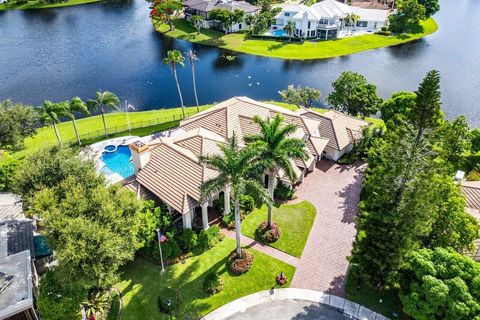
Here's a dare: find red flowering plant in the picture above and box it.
[149,0,183,31]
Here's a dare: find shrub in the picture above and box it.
[203,272,223,295]
[227,249,254,275]
[274,181,295,201]
[15,0,27,4]
[240,194,255,213]
[381,26,388,31]
[141,232,181,263]
[256,221,282,243]
[37,270,88,320]
[177,229,198,252]
[157,288,178,315]
[375,30,392,36]
[197,225,224,251]
[467,170,480,181]
[221,213,235,230]
[275,272,288,286]
[0,159,18,192]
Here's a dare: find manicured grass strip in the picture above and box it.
[1,105,210,162]
[155,18,438,60]
[241,201,317,258]
[116,238,295,320]
[0,0,100,11]
[0,101,384,163]
[347,281,406,319]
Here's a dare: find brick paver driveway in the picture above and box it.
[291,160,365,297]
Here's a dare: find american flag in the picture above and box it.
[157,231,168,243]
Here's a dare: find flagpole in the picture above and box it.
[157,229,165,273]
[126,100,131,132]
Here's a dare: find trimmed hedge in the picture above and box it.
[203,271,223,295]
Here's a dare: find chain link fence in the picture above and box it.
[65,110,199,146]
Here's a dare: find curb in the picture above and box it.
[202,288,389,320]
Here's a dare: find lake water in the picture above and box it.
[0,0,479,126]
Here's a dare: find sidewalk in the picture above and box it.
[221,229,300,268]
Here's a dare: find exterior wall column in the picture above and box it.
[201,202,209,230]
[183,210,192,229]
[224,186,231,216]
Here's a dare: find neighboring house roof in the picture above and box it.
[0,249,34,320]
[179,96,327,157]
[277,0,389,22]
[297,108,371,151]
[6,222,35,259]
[184,0,258,13]
[0,193,25,221]
[462,181,480,221]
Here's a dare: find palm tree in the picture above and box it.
[163,50,186,118]
[284,20,296,42]
[86,91,120,138]
[65,97,89,145]
[186,50,200,113]
[344,13,352,34]
[244,114,308,229]
[38,100,67,144]
[350,13,360,34]
[83,291,109,320]
[200,134,270,258]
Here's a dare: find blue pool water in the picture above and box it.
[271,30,287,37]
[101,145,135,179]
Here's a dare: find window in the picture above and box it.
[308,21,311,29]
[319,18,329,25]
[284,12,290,17]
[356,21,368,28]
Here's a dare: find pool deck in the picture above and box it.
[80,136,142,185]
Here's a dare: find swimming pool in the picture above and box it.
[269,29,287,37]
[100,145,134,179]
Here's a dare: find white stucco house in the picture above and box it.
[274,0,390,39]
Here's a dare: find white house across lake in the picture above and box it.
[274,0,390,39]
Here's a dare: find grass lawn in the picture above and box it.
[347,281,406,319]
[155,18,438,60]
[0,0,100,10]
[0,101,384,163]
[116,238,295,319]
[241,201,316,258]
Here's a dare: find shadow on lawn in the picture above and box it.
[119,258,213,319]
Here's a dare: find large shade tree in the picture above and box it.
[399,247,480,320]
[163,50,186,118]
[149,0,183,32]
[200,134,270,258]
[86,91,120,138]
[327,71,383,117]
[64,97,89,145]
[244,114,308,229]
[38,100,67,144]
[0,100,38,151]
[279,85,321,109]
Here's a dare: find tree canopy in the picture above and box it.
[16,146,151,290]
[0,100,38,151]
[150,0,183,31]
[327,71,382,117]
[399,247,480,320]
[279,85,321,109]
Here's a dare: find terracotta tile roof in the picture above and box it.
[136,139,219,214]
[297,109,371,150]
[180,97,327,157]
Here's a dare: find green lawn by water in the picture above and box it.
[0,0,99,10]
[241,201,317,258]
[155,18,438,60]
[116,238,295,320]
[0,101,384,163]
